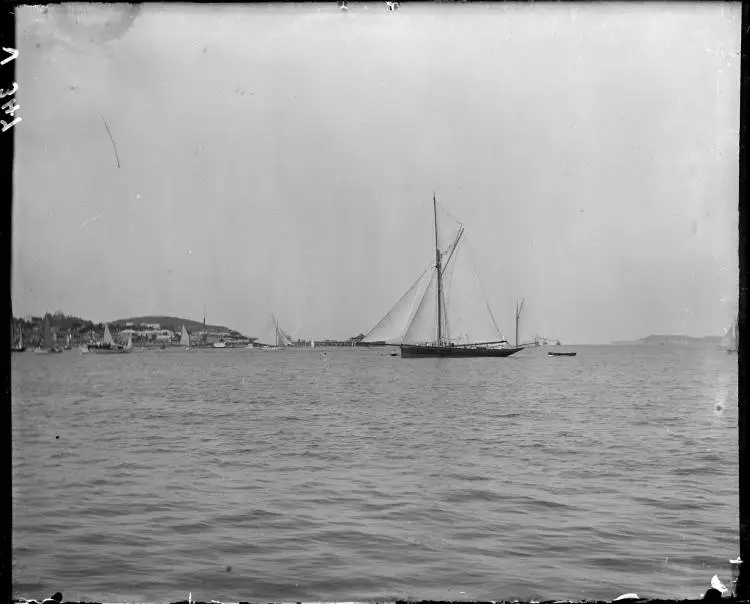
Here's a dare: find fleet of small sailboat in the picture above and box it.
[84,324,131,354]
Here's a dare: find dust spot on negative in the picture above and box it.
[47,4,142,45]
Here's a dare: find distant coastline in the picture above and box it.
[10,312,368,349]
[611,334,722,345]
[11,312,248,349]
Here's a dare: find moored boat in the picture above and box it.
[548,351,577,357]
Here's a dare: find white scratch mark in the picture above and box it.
[78,213,102,229]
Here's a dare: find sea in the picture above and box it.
[11,344,739,603]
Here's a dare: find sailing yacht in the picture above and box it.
[362,193,524,358]
[87,324,131,354]
[33,316,63,354]
[721,316,738,353]
[261,315,293,350]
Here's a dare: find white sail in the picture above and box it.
[103,324,115,346]
[310,339,315,348]
[362,265,432,344]
[125,334,133,350]
[721,317,737,351]
[180,324,190,347]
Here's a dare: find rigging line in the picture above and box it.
[100,115,121,169]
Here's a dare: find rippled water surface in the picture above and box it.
[12,345,738,602]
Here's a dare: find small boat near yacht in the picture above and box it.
[548,351,577,357]
[86,324,131,354]
[34,316,63,354]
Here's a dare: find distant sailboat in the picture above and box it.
[362,193,524,358]
[87,324,131,354]
[721,316,738,353]
[34,316,63,354]
[180,324,191,350]
[274,315,294,348]
[11,322,25,352]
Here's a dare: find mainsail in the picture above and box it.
[180,324,190,347]
[103,324,115,346]
[363,198,505,347]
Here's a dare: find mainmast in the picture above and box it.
[434,192,443,346]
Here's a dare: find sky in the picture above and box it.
[12,2,740,344]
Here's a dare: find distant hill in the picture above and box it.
[113,315,242,335]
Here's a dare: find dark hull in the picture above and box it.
[400,344,524,358]
[548,352,576,357]
[11,346,26,352]
[87,348,130,354]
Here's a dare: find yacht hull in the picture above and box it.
[400,344,524,358]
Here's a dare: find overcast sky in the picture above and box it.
[13,2,739,344]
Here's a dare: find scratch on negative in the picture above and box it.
[79,213,103,229]
[101,115,121,168]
